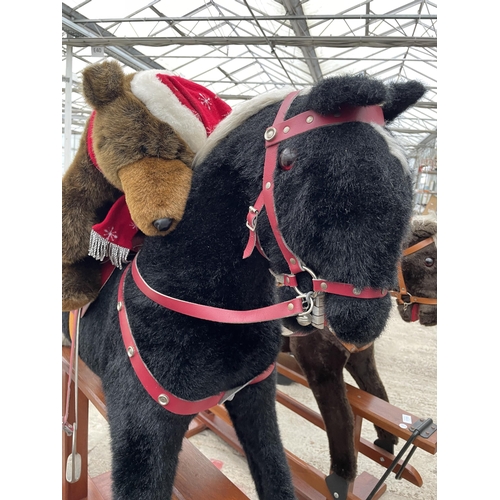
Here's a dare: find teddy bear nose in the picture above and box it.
[153,218,173,232]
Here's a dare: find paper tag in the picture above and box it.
[91,46,105,57]
[402,414,412,424]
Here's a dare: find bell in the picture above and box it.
[296,313,312,326]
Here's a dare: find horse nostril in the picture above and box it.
[153,218,173,232]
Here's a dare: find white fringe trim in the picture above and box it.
[88,229,130,269]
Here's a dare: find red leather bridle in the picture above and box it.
[117,91,391,413]
[390,236,437,321]
[243,90,388,304]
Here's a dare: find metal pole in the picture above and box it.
[64,46,73,172]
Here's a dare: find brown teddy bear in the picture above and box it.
[62,60,231,311]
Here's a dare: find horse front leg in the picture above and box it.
[289,331,357,484]
[345,343,399,453]
[103,374,193,500]
[224,372,297,500]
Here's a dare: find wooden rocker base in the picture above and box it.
[63,347,436,500]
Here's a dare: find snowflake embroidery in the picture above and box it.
[129,221,137,230]
[198,92,213,109]
[104,227,118,241]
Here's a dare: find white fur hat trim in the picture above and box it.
[130,70,207,153]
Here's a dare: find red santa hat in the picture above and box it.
[130,70,232,153]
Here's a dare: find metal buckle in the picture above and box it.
[245,206,259,231]
[292,265,327,328]
[401,292,413,311]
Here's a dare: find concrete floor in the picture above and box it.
[86,300,437,499]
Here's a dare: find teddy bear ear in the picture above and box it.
[82,60,126,110]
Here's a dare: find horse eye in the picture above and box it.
[424,257,434,267]
[279,148,297,170]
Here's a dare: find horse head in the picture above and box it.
[394,213,437,326]
[258,75,427,348]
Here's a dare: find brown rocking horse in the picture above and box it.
[278,213,437,495]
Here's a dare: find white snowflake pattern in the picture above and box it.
[129,221,138,230]
[198,92,213,110]
[104,227,118,241]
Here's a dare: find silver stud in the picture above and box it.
[265,181,271,189]
[158,394,169,406]
[283,126,290,133]
[334,493,339,499]
[288,303,294,311]
[290,258,296,265]
[353,287,362,295]
[306,115,314,124]
[321,282,328,291]
[117,301,123,311]
[127,346,135,357]
[264,127,276,140]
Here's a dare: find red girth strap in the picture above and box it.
[244,90,387,300]
[118,264,275,415]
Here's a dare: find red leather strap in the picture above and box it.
[275,274,387,299]
[131,256,305,323]
[261,93,304,275]
[312,279,387,299]
[411,303,420,322]
[118,266,275,415]
[243,191,266,259]
[265,105,384,147]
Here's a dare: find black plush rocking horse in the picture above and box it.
[62,74,425,500]
[279,212,437,495]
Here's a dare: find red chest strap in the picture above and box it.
[118,264,275,415]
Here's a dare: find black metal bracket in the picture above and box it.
[409,417,437,439]
[366,417,435,500]
[325,471,350,500]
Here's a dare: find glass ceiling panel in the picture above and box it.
[62,0,437,159]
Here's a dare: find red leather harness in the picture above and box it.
[117,266,275,415]
[113,91,390,414]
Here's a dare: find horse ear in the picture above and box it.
[82,60,126,110]
[411,214,437,239]
[382,81,427,123]
[305,74,387,114]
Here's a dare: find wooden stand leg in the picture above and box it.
[351,414,387,500]
[62,370,89,500]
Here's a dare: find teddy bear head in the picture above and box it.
[82,60,231,236]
